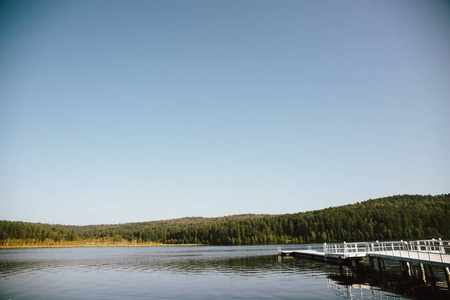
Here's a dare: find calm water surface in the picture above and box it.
[0,245,410,299]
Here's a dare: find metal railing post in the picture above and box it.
[427,239,433,262]
[407,241,411,260]
[343,242,347,257]
[439,238,444,264]
[417,241,420,260]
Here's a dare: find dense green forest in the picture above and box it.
[1,194,449,247]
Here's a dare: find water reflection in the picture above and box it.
[277,255,412,299]
[1,246,338,300]
[0,246,306,279]
[5,246,444,300]
[323,259,450,300]
[0,252,321,279]
[327,279,408,300]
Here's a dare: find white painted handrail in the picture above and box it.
[282,239,450,263]
[366,238,450,264]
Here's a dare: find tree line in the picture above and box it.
[1,194,449,247]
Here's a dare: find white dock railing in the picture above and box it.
[280,239,450,266]
[365,239,450,266]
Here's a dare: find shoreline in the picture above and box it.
[0,243,204,249]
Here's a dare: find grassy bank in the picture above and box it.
[0,239,202,249]
[0,244,202,249]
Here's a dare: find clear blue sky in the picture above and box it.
[1,0,449,225]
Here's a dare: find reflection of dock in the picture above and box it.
[327,278,408,300]
[278,239,450,291]
[327,279,408,300]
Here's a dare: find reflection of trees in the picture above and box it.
[133,255,285,276]
[1,252,332,279]
[0,254,288,278]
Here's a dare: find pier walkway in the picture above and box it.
[278,239,450,268]
[278,239,450,289]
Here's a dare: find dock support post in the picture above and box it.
[425,265,436,286]
[400,262,406,276]
[412,264,419,279]
[425,265,438,298]
[406,261,411,277]
[419,263,426,283]
[400,261,411,278]
[369,257,374,268]
[338,257,343,276]
[377,257,386,272]
[444,267,450,289]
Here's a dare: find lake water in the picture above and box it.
[0,245,411,299]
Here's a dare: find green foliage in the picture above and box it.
[1,194,449,246]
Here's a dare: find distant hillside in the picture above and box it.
[1,194,449,247]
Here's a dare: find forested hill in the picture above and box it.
[1,194,449,247]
